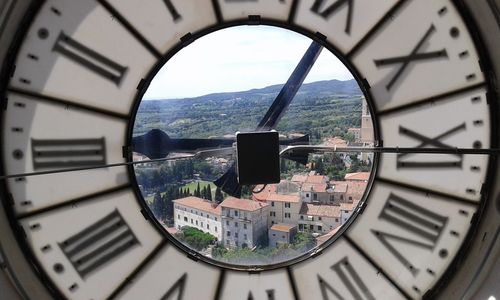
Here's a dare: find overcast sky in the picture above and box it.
[143,25,353,100]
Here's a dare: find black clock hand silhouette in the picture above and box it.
[131,128,310,159]
[214,40,323,197]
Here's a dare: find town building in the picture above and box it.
[173,196,222,241]
[298,203,343,234]
[269,224,298,247]
[252,182,302,227]
[220,197,269,248]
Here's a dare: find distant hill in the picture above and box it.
[152,79,361,103]
[135,79,364,139]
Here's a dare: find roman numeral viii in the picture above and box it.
[372,193,448,276]
[397,123,466,169]
[59,210,139,279]
[53,32,128,85]
[31,138,106,170]
[319,256,374,300]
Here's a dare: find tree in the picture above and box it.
[151,191,164,221]
[195,182,201,198]
[175,226,216,251]
[206,184,213,201]
[215,187,223,203]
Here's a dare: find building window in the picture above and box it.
[313,193,318,200]
[226,220,229,226]
[271,221,275,224]
[285,203,291,208]
[335,218,339,222]
[207,224,210,229]
[243,223,247,229]
[282,235,285,239]
[184,217,188,222]
[178,214,180,219]
[178,225,181,229]
[191,219,193,224]
[318,225,322,231]
[235,222,238,227]
[201,222,203,227]
[318,216,322,221]
[235,232,239,238]
[272,233,276,236]
[215,217,218,221]
[285,212,290,218]
[309,225,314,230]
[191,210,193,213]
[340,195,344,200]
[299,224,303,230]
[349,196,352,201]
[196,220,198,226]
[235,241,239,247]
[227,231,231,237]
[271,201,275,207]
[306,193,309,197]
[270,211,276,217]
[244,234,247,240]
[226,240,229,245]
[300,215,304,220]
[344,210,349,213]
[215,227,218,232]
[235,210,238,216]
[201,213,204,217]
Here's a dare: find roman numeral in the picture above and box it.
[59,210,139,279]
[397,123,466,169]
[31,138,106,170]
[373,24,448,91]
[318,257,374,300]
[163,0,181,22]
[247,290,275,300]
[310,0,354,34]
[53,32,128,85]
[160,273,186,300]
[372,193,448,276]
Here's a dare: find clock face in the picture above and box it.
[0,0,495,299]
[130,24,374,267]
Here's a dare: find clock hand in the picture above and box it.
[280,145,500,163]
[131,129,309,159]
[2,145,498,181]
[214,40,323,197]
[0,147,233,180]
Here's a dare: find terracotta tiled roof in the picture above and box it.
[302,183,328,193]
[291,174,308,183]
[270,223,297,232]
[305,175,327,184]
[252,184,276,202]
[346,181,368,201]
[344,172,370,181]
[340,202,356,211]
[221,197,269,211]
[329,181,348,193]
[299,203,341,218]
[316,227,341,246]
[173,197,221,215]
[266,193,301,203]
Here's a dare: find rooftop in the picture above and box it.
[266,193,301,203]
[270,223,297,232]
[220,197,269,211]
[344,172,370,181]
[302,183,328,193]
[173,197,222,215]
[291,174,308,183]
[316,227,340,246]
[300,203,341,218]
[329,181,348,193]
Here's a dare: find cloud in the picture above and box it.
[143,25,353,100]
